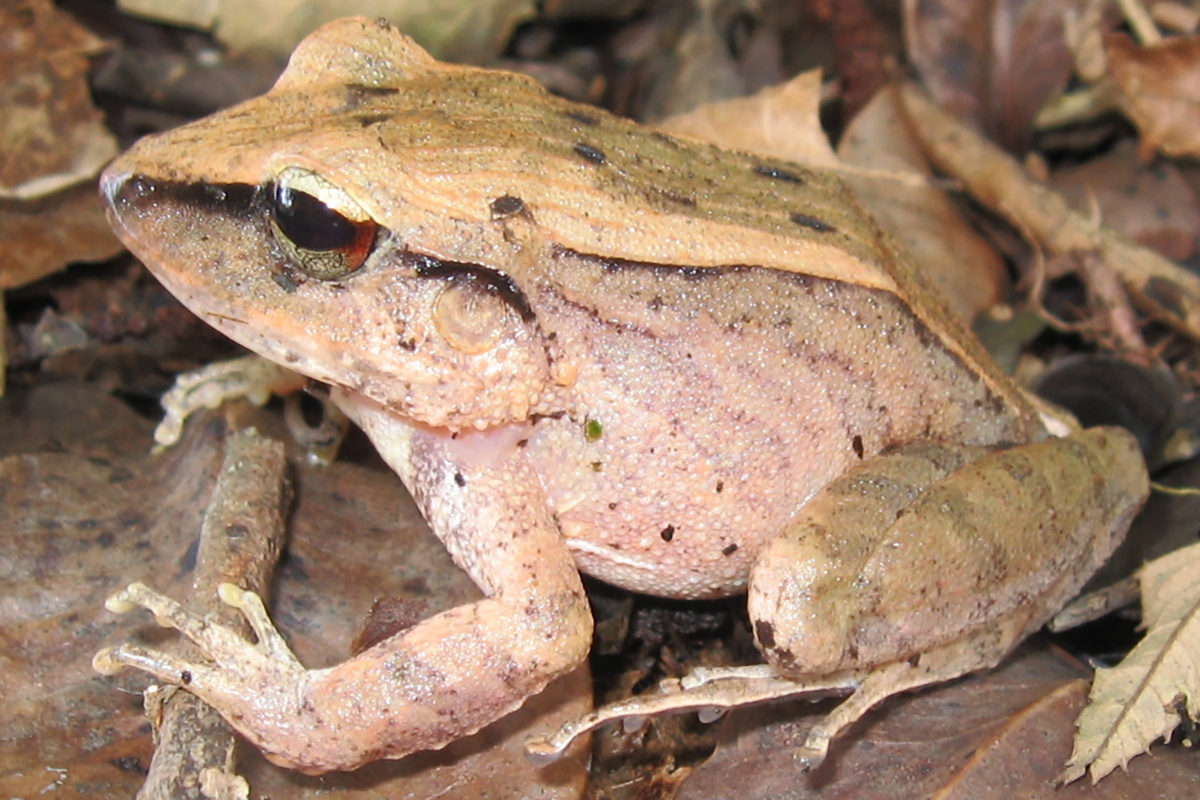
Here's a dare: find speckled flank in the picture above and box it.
[512,252,1028,600]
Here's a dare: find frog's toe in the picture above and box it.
[98,581,303,681]
[214,582,300,665]
[794,729,833,769]
[93,642,199,681]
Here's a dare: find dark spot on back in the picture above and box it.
[754,164,805,184]
[660,525,675,542]
[454,472,466,487]
[342,84,399,110]
[722,543,738,556]
[574,143,607,165]
[566,109,601,126]
[790,212,837,233]
[650,187,697,207]
[852,434,864,459]
[345,84,399,96]
[356,113,394,127]
[490,194,525,218]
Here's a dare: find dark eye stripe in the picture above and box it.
[410,254,535,322]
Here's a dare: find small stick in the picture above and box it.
[899,83,1200,345]
[136,428,292,800]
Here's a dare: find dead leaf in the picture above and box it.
[1062,540,1200,783]
[824,0,889,121]
[1104,32,1200,159]
[0,0,123,297]
[119,0,537,63]
[1150,1,1200,35]
[637,0,749,122]
[0,182,123,293]
[0,0,115,200]
[676,643,1199,799]
[656,68,839,169]
[899,82,1200,343]
[1050,139,1200,261]
[838,86,1006,321]
[903,0,1087,152]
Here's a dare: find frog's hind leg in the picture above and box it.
[746,430,1148,766]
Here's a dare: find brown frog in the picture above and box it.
[95,16,1149,774]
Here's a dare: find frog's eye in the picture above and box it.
[269,168,378,281]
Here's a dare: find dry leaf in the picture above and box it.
[1104,32,1200,159]
[637,0,747,122]
[899,82,1200,342]
[1062,540,1200,783]
[677,642,1198,798]
[0,0,122,295]
[119,0,536,63]
[825,0,888,120]
[0,0,115,200]
[1049,139,1200,261]
[903,0,1086,152]
[838,87,1006,321]
[656,69,839,170]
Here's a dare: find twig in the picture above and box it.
[899,83,1200,346]
[1049,576,1141,631]
[136,428,292,800]
[1117,0,1163,44]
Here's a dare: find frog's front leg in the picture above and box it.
[96,422,593,774]
[746,426,1148,765]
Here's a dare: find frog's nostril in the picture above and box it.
[100,170,161,211]
[98,168,131,204]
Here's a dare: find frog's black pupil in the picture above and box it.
[272,184,358,251]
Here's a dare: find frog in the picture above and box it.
[94,16,1149,775]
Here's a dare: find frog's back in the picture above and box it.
[115,16,1033,427]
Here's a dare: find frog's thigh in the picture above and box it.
[748,427,1148,683]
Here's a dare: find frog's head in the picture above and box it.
[101,157,566,431]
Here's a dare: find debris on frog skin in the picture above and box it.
[524,664,861,766]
